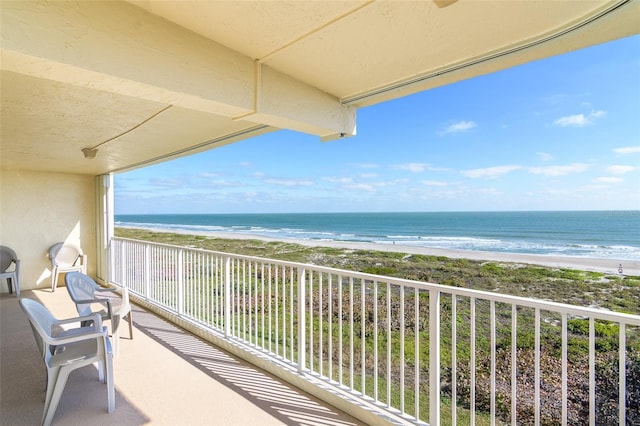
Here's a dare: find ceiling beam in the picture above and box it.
[0,0,355,139]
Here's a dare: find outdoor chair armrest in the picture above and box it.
[95,286,118,293]
[74,298,113,319]
[45,314,106,345]
[57,313,104,329]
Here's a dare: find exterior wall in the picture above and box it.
[0,168,96,292]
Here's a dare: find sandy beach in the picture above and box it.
[123,226,640,276]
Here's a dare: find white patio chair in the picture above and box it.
[48,242,87,291]
[65,271,133,356]
[19,298,114,426]
[0,245,20,296]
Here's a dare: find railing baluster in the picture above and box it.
[309,270,314,373]
[339,275,343,386]
[260,262,265,348]
[452,295,458,426]
[429,289,440,426]
[619,323,626,426]
[535,308,540,426]
[242,259,247,342]
[290,266,294,362]
[361,278,366,396]
[283,264,288,359]
[298,267,306,372]
[224,256,231,337]
[562,313,568,426]
[386,281,391,407]
[275,265,279,357]
[215,256,220,327]
[267,262,271,352]
[177,249,184,315]
[512,305,517,426]
[349,277,354,391]
[328,273,333,382]
[319,271,324,378]
[414,287,419,420]
[144,244,151,298]
[247,260,252,343]
[373,281,378,402]
[589,318,595,426]
[491,300,496,425]
[471,296,476,425]
[400,284,405,414]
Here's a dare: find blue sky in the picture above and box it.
[115,35,640,214]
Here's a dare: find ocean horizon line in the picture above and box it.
[116,209,639,215]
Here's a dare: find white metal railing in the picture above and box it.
[111,237,640,425]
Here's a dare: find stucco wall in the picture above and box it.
[0,169,96,292]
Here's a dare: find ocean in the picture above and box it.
[115,211,640,260]
[114,211,640,260]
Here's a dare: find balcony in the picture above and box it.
[2,237,638,426]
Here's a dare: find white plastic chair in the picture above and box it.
[48,242,87,291]
[65,271,133,356]
[0,245,20,296]
[19,298,114,426]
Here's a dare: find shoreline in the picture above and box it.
[117,226,640,276]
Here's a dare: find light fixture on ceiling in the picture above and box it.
[81,147,98,159]
[80,104,173,159]
[433,0,457,8]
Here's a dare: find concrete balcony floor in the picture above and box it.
[0,289,364,426]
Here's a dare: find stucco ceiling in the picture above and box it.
[1,0,638,175]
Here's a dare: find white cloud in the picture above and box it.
[553,114,590,127]
[462,165,521,179]
[528,163,589,176]
[594,177,623,184]
[372,179,408,187]
[344,183,376,192]
[553,110,606,127]
[536,152,554,162]
[322,176,353,184]
[440,120,476,135]
[605,165,636,174]
[393,163,430,173]
[613,146,640,155]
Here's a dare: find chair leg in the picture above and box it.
[111,316,120,357]
[127,311,133,339]
[106,352,115,413]
[42,366,61,426]
[97,360,105,383]
[50,268,58,292]
[43,366,71,426]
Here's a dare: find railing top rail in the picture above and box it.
[113,237,640,325]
